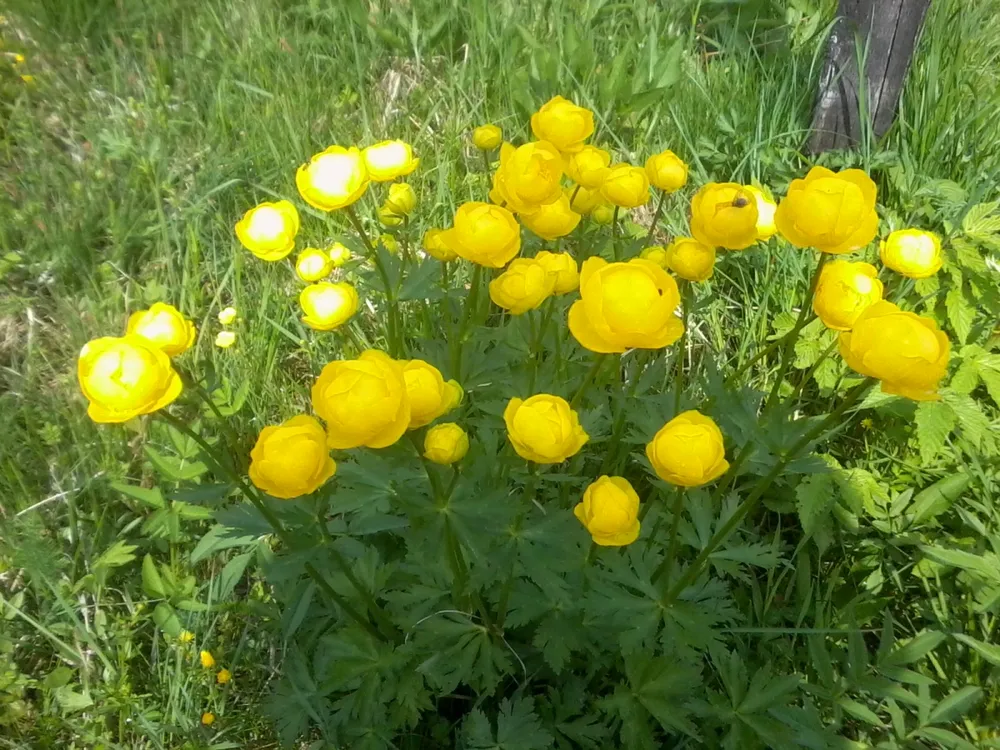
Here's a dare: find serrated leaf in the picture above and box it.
[496,697,553,749]
[144,444,208,481]
[953,633,1000,666]
[945,286,975,343]
[977,367,1000,410]
[943,392,992,449]
[919,545,1000,582]
[928,686,982,725]
[908,473,970,526]
[961,200,1000,234]
[94,541,137,571]
[141,554,168,598]
[110,481,164,509]
[881,631,946,667]
[950,356,980,394]
[837,697,884,726]
[216,551,253,600]
[914,400,956,463]
[795,473,837,549]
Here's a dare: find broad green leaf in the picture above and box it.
[216,551,253,600]
[927,686,983,725]
[919,545,1000,582]
[151,601,182,636]
[42,666,74,689]
[837,697,883,727]
[908,473,970,525]
[144,444,208,481]
[953,633,1000,666]
[881,631,946,667]
[93,541,137,571]
[53,686,94,712]
[945,286,975,343]
[110,481,164,509]
[914,400,956,463]
[141,554,168,598]
[190,524,260,564]
[961,200,1000,234]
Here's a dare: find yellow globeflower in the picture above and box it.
[296,146,369,211]
[217,307,237,325]
[600,164,650,208]
[491,141,564,214]
[215,331,236,349]
[665,237,716,282]
[689,183,759,250]
[248,415,336,499]
[200,651,215,668]
[440,202,521,268]
[216,669,232,685]
[646,410,729,487]
[568,257,683,353]
[489,258,556,314]
[565,145,611,189]
[422,228,457,262]
[812,260,884,331]
[574,476,641,546]
[534,251,579,294]
[519,194,581,241]
[423,423,469,465]
[403,359,462,429]
[530,95,595,154]
[235,200,300,261]
[504,394,589,464]
[590,204,615,225]
[880,229,943,279]
[839,301,950,401]
[362,140,419,182]
[327,242,352,267]
[472,124,502,151]
[566,184,604,215]
[639,246,669,269]
[78,335,182,424]
[126,303,196,357]
[644,150,688,193]
[299,282,358,331]
[384,182,417,216]
[774,166,879,254]
[744,185,778,240]
[295,247,333,282]
[311,350,410,449]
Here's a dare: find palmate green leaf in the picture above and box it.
[795,472,838,552]
[414,614,512,695]
[465,697,553,750]
[626,653,702,739]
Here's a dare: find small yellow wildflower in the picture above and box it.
[200,650,215,668]
[178,630,195,644]
[218,307,237,325]
[861,417,874,430]
[214,331,236,349]
[380,233,399,254]
[201,712,215,726]
[20,74,34,85]
[216,669,232,685]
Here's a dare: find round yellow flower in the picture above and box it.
[489,258,556,314]
[384,182,417,216]
[744,185,777,240]
[566,184,605,216]
[880,229,943,278]
[422,228,457,262]
[590,204,615,225]
[126,302,196,357]
[774,166,879,254]
[574,476,641,546]
[312,350,410,449]
[216,669,232,685]
[568,257,683,353]
[215,331,236,349]
[812,260,884,331]
[248,415,336,499]
[327,242,352,267]
[530,95,595,154]
[200,651,215,668]
[600,164,650,208]
[534,251,579,294]
[838,301,950,401]
[299,282,358,331]
[201,713,215,726]
[403,359,462,428]
[565,145,611,189]
[503,394,589,464]
[235,200,300,261]
[644,150,688,193]
[295,247,333,282]
[78,335,182,424]
[639,246,669,268]
[296,146,369,211]
[690,183,759,250]
[440,202,521,268]
[519,194,581,241]
[491,141,564,214]
[665,237,716,282]
[378,206,403,227]
[646,410,729,487]
[218,307,237,325]
[472,124,503,151]
[424,423,470,465]
[362,140,419,182]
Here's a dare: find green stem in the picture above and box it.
[791,336,839,406]
[495,464,538,631]
[646,189,668,241]
[570,354,609,409]
[482,149,493,175]
[674,281,690,415]
[649,488,686,584]
[454,264,483,380]
[661,379,872,602]
[611,206,622,260]
[157,411,397,643]
[762,252,830,413]
[346,205,401,357]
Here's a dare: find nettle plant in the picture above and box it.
[78,96,968,747]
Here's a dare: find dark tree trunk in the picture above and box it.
[808,0,931,153]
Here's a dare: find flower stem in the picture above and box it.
[611,206,622,260]
[646,189,668,241]
[494,464,538,631]
[649,487,686,584]
[674,280,690,415]
[570,354,610,409]
[346,205,401,357]
[661,379,872,603]
[453,263,483,381]
[762,252,830,413]
[791,336,839,406]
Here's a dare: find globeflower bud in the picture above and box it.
[423,423,470,464]
[504,394,589,464]
[574,476,641,546]
[646,410,729,487]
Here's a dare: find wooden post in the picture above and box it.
[808,0,930,153]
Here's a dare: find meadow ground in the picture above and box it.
[2,0,1000,747]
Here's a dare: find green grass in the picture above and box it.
[2,0,1000,746]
